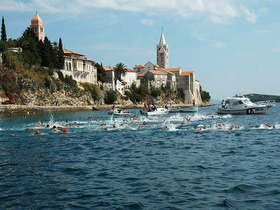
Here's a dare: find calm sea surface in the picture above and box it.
[0,104,280,209]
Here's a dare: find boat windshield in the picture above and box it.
[243,99,251,104]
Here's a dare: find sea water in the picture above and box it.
[0,105,280,209]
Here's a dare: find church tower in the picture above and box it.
[157,31,169,69]
[30,12,44,41]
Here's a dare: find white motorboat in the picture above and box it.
[217,94,268,115]
[108,109,131,116]
[140,103,169,116]
[140,107,169,116]
[169,105,198,113]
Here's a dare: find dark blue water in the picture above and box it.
[1,105,280,209]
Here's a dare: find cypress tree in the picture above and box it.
[58,38,64,69]
[1,16,7,42]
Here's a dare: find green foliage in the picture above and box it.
[0,40,8,52]
[96,63,106,82]
[18,27,62,69]
[44,77,51,88]
[58,38,64,69]
[80,82,100,101]
[1,16,7,42]
[244,93,280,102]
[200,86,211,102]
[105,90,117,104]
[150,87,161,98]
[126,84,150,103]
[114,62,127,80]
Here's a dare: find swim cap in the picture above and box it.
[36,130,40,134]
[63,129,67,133]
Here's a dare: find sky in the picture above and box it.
[1,0,280,100]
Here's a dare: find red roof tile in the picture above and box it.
[149,70,167,75]
[134,65,144,69]
[104,66,113,71]
[180,71,194,76]
[64,49,85,56]
[167,68,181,72]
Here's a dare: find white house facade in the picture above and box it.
[62,49,97,84]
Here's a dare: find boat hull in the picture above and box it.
[108,110,131,116]
[169,105,198,113]
[217,106,268,115]
[140,108,169,116]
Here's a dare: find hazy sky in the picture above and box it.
[1,0,280,100]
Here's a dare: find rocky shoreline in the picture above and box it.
[0,103,211,113]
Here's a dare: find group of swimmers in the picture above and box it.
[18,120,75,136]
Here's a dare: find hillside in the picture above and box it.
[244,93,280,102]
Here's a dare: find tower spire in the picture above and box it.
[157,29,169,69]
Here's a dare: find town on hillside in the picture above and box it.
[0,13,209,106]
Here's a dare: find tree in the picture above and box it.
[58,38,64,69]
[114,62,127,81]
[200,86,211,102]
[96,63,106,82]
[0,40,8,52]
[105,90,117,104]
[1,16,7,42]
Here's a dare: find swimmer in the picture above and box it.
[261,123,275,128]
[99,123,106,126]
[66,125,77,128]
[55,128,68,133]
[33,130,40,135]
[142,121,153,125]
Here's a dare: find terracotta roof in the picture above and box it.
[126,68,136,72]
[138,73,145,77]
[158,68,175,75]
[64,49,85,56]
[180,71,194,76]
[104,66,113,71]
[134,65,144,69]
[167,68,181,72]
[149,70,167,75]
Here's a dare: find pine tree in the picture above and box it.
[1,16,7,42]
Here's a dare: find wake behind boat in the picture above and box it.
[217,94,269,115]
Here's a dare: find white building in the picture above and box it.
[62,49,97,84]
[104,67,137,95]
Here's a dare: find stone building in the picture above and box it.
[157,32,169,69]
[30,12,44,41]
[134,31,203,105]
[61,49,97,84]
[144,70,168,89]
[104,66,137,95]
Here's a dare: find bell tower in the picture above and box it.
[157,30,169,69]
[30,12,44,41]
